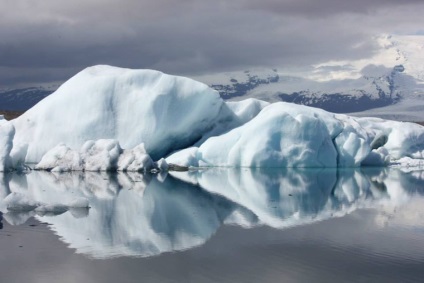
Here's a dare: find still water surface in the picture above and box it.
[1,167,424,282]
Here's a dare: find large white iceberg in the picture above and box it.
[0,65,423,170]
[10,65,224,164]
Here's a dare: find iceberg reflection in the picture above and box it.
[0,167,423,258]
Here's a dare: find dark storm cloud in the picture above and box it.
[1,0,424,87]
[239,0,424,17]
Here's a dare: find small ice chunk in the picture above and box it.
[117,143,154,172]
[166,147,199,167]
[81,139,122,171]
[155,158,169,172]
[35,143,82,171]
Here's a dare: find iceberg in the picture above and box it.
[0,65,423,171]
[174,103,341,168]
[10,65,224,165]
[167,103,424,168]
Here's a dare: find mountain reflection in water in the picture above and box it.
[0,167,423,259]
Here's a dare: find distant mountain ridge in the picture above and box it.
[202,64,407,113]
[275,64,407,113]
[208,69,280,99]
[194,35,424,120]
[0,87,53,111]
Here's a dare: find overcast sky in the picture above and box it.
[1,0,424,88]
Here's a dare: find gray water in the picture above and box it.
[1,167,424,282]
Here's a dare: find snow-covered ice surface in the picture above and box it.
[1,167,423,258]
[0,65,423,171]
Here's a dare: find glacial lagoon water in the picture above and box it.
[1,167,424,282]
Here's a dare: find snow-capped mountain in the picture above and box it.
[199,65,408,113]
[194,34,424,121]
[194,68,280,99]
[0,86,54,111]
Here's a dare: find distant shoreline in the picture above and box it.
[0,110,24,120]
